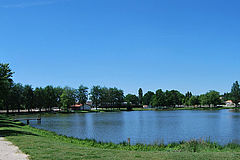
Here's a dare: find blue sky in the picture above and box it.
[1,0,240,95]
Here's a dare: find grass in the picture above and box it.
[1,115,240,159]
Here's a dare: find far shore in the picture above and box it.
[0,106,239,115]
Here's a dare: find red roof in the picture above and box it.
[71,104,83,108]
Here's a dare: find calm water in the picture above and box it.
[16,110,240,145]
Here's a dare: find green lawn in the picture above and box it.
[1,115,240,160]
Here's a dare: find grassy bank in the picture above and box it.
[1,115,240,159]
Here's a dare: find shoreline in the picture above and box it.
[1,106,240,115]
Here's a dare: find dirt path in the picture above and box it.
[0,137,28,160]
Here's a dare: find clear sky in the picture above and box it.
[1,0,240,95]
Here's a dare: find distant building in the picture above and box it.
[143,105,152,108]
[225,100,234,106]
[70,104,91,110]
[86,101,93,106]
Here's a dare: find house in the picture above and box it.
[70,104,91,110]
[86,101,93,106]
[143,105,152,108]
[225,100,234,106]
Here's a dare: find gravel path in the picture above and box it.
[0,137,28,160]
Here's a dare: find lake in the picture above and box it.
[16,109,240,145]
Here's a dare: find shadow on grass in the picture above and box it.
[0,120,24,127]
[0,129,39,137]
[0,123,21,128]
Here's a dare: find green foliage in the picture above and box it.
[90,86,124,109]
[183,91,193,106]
[222,92,232,101]
[9,83,24,112]
[0,63,14,83]
[231,81,240,107]
[170,90,184,107]
[189,96,200,106]
[90,86,101,109]
[23,85,34,112]
[44,85,58,111]
[125,94,139,105]
[142,91,154,105]
[151,89,165,107]
[110,87,124,107]
[60,87,76,111]
[138,88,143,105]
[76,85,88,106]
[202,90,221,107]
[164,90,184,107]
[0,63,14,111]
[34,87,45,111]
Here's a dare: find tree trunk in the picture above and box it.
[6,105,9,114]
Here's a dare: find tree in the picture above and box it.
[204,90,221,107]
[90,86,101,110]
[60,87,76,112]
[23,85,34,112]
[222,92,232,101]
[184,91,192,106]
[97,87,124,110]
[174,90,184,107]
[142,91,154,105]
[189,96,200,107]
[9,83,24,112]
[109,87,124,109]
[76,85,88,110]
[138,88,143,105]
[34,87,45,112]
[231,81,240,107]
[199,94,206,107]
[99,87,109,108]
[185,91,192,99]
[165,90,184,107]
[151,89,165,107]
[114,88,124,109]
[44,85,57,111]
[0,63,14,113]
[54,86,64,111]
[125,94,139,105]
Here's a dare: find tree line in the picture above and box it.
[126,83,240,108]
[0,63,125,113]
[0,63,240,113]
